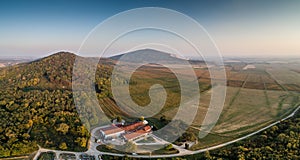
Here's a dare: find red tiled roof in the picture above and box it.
[121,122,144,131]
[123,125,152,140]
[100,122,151,137]
[100,125,124,135]
[143,125,151,132]
[123,131,147,140]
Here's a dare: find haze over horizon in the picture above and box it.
[0,0,300,58]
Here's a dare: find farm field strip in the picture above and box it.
[261,75,271,107]
[210,85,298,138]
[266,64,300,85]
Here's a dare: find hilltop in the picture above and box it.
[110,48,187,62]
[0,52,76,90]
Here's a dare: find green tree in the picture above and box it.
[59,142,68,150]
[139,116,144,121]
[165,144,173,150]
[116,116,122,122]
[56,123,69,135]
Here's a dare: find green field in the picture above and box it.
[125,62,300,150]
[186,63,300,150]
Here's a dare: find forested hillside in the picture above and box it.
[0,52,105,157]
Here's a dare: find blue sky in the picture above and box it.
[0,0,299,57]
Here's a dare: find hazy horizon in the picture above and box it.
[1,48,300,61]
[1,0,300,58]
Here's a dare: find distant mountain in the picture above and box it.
[109,49,188,63]
[0,58,34,68]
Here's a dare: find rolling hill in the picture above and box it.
[0,52,118,157]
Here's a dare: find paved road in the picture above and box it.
[32,147,85,160]
[0,155,29,160]
[33,105,300,159]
